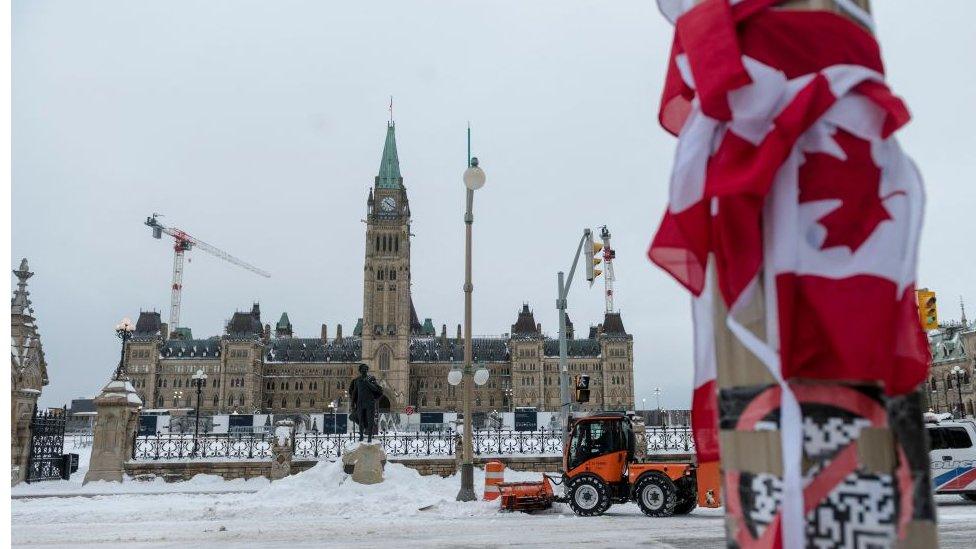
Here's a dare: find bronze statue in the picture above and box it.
[348,363,384,443]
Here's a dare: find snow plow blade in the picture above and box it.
[498,475,556,512]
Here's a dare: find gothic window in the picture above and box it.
[155,394,163,407]
[376,236,380,251]
[375,324,383,335]
[395,236,399,252]
[390,269,396,280]
[435,397,440,407]
[282,397,287,408]
[378,270,384,280]
[379,348,391,371]
[310,399,315,408]
[213,394,218,406]
[296,396,302,408]
[387,325,396,335]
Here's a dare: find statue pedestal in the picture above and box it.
[341,443,387,485]
[84,380,142,484]
[269,420,295,481]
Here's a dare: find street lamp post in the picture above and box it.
[654,387,662,426]
[952,366,965,418]
[329,400,338,434]
[191,369,208,455]
[113,317,135,381]
[448,361,489,501]
[454,138,487,503]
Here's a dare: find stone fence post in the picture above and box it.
[84,380,142,484]
[10,390,39,486]
[269,419,295,480]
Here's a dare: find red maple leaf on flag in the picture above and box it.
[799,130,891,252]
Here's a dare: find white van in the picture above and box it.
[925,413,976,501]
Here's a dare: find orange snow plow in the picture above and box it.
[498,475,558,512]
[498,414,721,516]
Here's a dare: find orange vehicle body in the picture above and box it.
[499,414,721,515]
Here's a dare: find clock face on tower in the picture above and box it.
[380,197,396,212]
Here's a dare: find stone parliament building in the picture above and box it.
[123,124,635,416]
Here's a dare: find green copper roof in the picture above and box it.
[353,318,363,336]
[422,318,435,336]
[375,123,402,189]
[276,312,291,330]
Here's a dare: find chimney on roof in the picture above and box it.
[336,323,343,342]
[263,323,271,341]
[321,324,328,342]
[456,324,462,342]
[160,322,169,342]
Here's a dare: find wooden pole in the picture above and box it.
[708,1,938,547]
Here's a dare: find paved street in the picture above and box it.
[11,468,976,549]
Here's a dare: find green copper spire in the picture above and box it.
[276,312,291,330]
[375,122,402,189]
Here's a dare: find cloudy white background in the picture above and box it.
[12,1,975,409]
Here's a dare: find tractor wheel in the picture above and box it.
[673,495,698,515]
[634,473,678,517]
[674,481,698,515]
[567,475,611,517]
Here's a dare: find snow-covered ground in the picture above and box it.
[11,450,976,548]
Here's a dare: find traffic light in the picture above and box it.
[916,288,938,330]
[584,230,603,286]
[574,374,590,403]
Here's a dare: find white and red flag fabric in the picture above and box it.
[648,1,930,546]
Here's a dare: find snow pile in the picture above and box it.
[251,460,515,518]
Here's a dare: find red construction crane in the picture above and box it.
[599,225,616,313]
[145,213,270,333]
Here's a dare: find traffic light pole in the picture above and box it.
[557,230,592,444]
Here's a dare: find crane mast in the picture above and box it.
[599,226,616,313]
[145,214,270,333]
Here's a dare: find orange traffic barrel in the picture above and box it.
[484,460,505,501]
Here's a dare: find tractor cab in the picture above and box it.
[565,414,634,477]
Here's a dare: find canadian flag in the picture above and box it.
[648,1,930,546]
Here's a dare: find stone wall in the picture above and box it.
[123,452,695,483]
[123,456,565,483]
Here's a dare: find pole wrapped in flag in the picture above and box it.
[649,1,936,546]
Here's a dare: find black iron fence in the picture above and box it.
[27,407,68,482]
[131,426,694,461]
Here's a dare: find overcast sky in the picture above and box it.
[13,1,976,409]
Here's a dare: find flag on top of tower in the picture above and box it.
[647,1,933,546]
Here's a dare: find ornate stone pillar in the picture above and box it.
[10,390,39,485]
[84,380,142,484]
